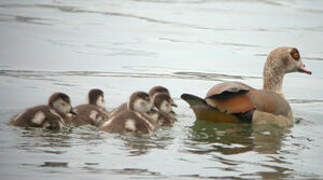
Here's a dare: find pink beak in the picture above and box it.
[298,63,312,75]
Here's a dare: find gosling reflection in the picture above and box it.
[120,134,173,156]
[16,128,72,154]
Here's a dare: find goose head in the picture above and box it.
[263,47,312,96]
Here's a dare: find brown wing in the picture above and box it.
[205,82,255,114]
[181,93,241,123]
[206,81,253,98]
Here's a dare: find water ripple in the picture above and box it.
[288,99,323,104]
[2,2,320,33]
[0,13,54,25]
[0,69,260,83]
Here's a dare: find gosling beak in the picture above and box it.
[171,100,178,108]
[298,63,312,75]
[70,108,77,115]
[151,107,158,112]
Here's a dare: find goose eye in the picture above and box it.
[290,49,300,61]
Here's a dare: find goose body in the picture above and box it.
[181,47,311,127]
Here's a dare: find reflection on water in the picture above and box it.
[189,120,289,155]
[0,69,260,82]
[185,120,306,179]
[120,132,174,156]
[14,128,73,154]
[252,125,289,154]
[40,162,68,168]
[188,121,253,155]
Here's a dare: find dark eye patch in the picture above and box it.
[137,93,149,100]
[155,87,168,94]
[60,95,70,104]
[290,48,300,61]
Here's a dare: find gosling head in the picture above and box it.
[128,91,152,113]
[48,92,76,116]
[149,85,177,108]
[149,86,170,97]
[153,93,173,113]
[88,88,105,108]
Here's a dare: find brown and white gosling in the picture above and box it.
[149,85,177,108]
[71,89,109,127]
[100,91,161,134]
[150,93,177,126]
[149,85,177,118]
[10,92,76,130]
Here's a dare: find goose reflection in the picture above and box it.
[252,124,290,154]
[14,127,73,154]
[188,120,289,155]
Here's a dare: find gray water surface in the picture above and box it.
[1,0,323,179]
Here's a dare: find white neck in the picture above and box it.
[263,56,286,97]
[263,71,284,95]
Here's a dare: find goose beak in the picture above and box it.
[298,63,312,75]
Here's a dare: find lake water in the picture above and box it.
[1,0,323,179]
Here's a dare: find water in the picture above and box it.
[1,0,323,179]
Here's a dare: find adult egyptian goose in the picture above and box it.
[181,47,312,127]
